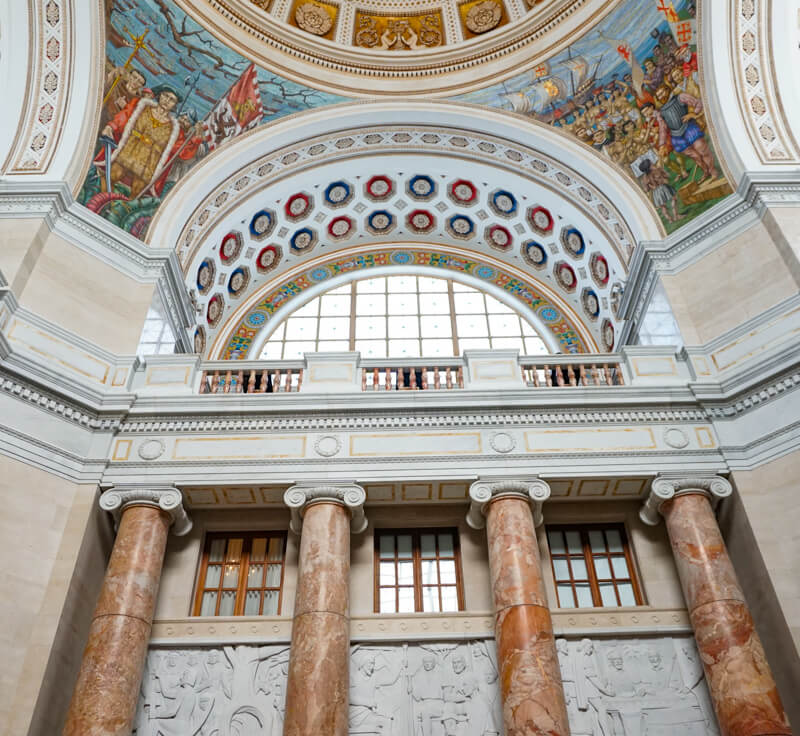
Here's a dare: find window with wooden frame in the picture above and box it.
[193,532,287,617]
[375,529,464,613]
[546,525,643,608]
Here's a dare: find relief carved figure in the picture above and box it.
[133,637,717,735]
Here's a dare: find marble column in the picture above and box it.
[641,475,791,736]
[468,478,569,736]
[282,483,367,736]
[62,485,191,736]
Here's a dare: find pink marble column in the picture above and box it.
[643,476,791,736]
[283,484,366,736]
[63,486,191,736]
[469,479,569,736]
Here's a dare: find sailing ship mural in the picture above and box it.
[79,0,345,239]
[456,0,731,234]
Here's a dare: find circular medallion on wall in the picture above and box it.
[207,293,225,327]
[285,193,313,221]
[521,240,548,270]
[366,210,396,235]
[561,227,586,258]
[446,214,475,239]
[290,227,318,253]
[407,175,436,200]
[324,180,353,208]
[466,0,502,33]
[137,438,165,461]
[249,209,276,240]
[314,434,343,457]
[590,252,610,286]
[256,244,282,274]
[489,431,516,453]
[663,427,690,449]
[328,215,354,239]
[193,326,206,354]
[407,209,435,234]
[294,2,333,35]
[581,287,600,320]
[219,232,243,263]
[489,189,517,217]
[448,179,478,205]
[228,266,250,297]
[485,224,512,251]
[554,261,577,292]
[527,205,554,235]
[601,318,615,351]
[365,175,394,201]
[197,258,215,294]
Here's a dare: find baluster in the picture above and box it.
[457,366,464,388]
[422,367,429,390]
[531,366,541,387]
[590,364,600,386]
[284,370,291,392]
[410,367,417,390]
[434,367,441,390]
[296,370,303,392]
[615,364,624,386]
[385,367,391,390]
[209,371,218,394]
[567,365,577,386]
[555,366,565,387]
[272,369,280,392]
[579,365,588,386]
[603,364,613,386]
[200,371,209,394]
[446,366,453,389]
[223,370,232,394]
[370,368,377,391]
[235,369,243,393]
[246,369,255,393]
[361,369,367,391]
[259,369,268,393]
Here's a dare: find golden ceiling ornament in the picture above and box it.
[465,0,502,33]
[295,2,333,35]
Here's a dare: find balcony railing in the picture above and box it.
[361,361,465,391]
[521,360,624,387]
[200,362,304,394]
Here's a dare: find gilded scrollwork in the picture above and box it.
[354,10,443,50]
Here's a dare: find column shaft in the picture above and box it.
[485,495,569,736]
[283,501,351,736]
[662,492,791,736]
[63,504,171,736]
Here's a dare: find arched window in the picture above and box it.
[259,275,549,359]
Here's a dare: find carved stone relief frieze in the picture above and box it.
[133,635,718,735]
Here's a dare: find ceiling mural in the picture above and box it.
[455,0,732,234]
[78,0,345,238]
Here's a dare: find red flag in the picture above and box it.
[203,63,264,151]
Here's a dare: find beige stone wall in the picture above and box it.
[661,219,799,345]
[0,218,47,293]
[14,231,154,355]
[0,456,110,736]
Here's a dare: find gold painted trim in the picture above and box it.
[524,427,657,453]
[349,431,482,456]
[111,439,132,461]
[171,435,307,460]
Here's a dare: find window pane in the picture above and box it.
[247,564,264,587]
[226,538,243,563]
[565,531,582,554]
[388,294,418,314]
[606,529,624,553]
[397,535,412,558]
[356,294,387,315]
[491,337,525,351]
[459,338,490,350]
[422,339,454,356]
[380,561,396,585]
[421,560,438,585]
[388,315,419,338]
[420,534,436,558]
[524,337,548,355]
[379,535,395,558]
[357,277,386,293]
[439,560,456,585]
[265,564,282,587]
[320,294,350,314]
[284,317,316,340]
[548,531,566,554]
[441,587,458,612]
[553,558,570,581]
[244,590,261,615]
[380,588,396,613]
[260,341,283,359]
[456,314,488,337]
[205,565,221,587]
[594,557,612,579]
[420,316,451,337]
[318,317,349,340]
[222,564,239,588]
[293,298,319,317]
[570,557,588,580]
[418,277,447,292]
[438,533,454,557]
[485,296,513,313]
[575,583,594,608]
[422,587,440,612]
[397,561,414,586]
[488,314,521,336]
[599,583,618,607]
[263,590,280,615]
[209,538,226,562]
[355,316,386,340]
[219,590,236,616]
[251,538,267,562]
[387,275,416,292]
[453,292,485,313]
[355,340,386,358]
[618,583,636,606]
[557,584,575,607]
[611,556,630,578]
[282,341,315,359]
[419,293,450,314]
[268,537,284,562]
[398,587,415,613]
[588,530,606,553]
[388,340,421,357]
[201,591,218,616]
[317,340,349,352]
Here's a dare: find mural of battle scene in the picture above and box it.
[456,0,732,235]
[132,636,719,735]
[78,0,344,239]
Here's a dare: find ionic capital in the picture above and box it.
[99,485,192,536]
[284,483,367,534]
[467,477,551,530]
[639,474,732,526]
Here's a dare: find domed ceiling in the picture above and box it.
[79,0,733,356]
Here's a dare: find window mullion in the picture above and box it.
[448,281,459,355]
[349,281,356,351]
[583,530,602,606]
[235,536,249,616]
